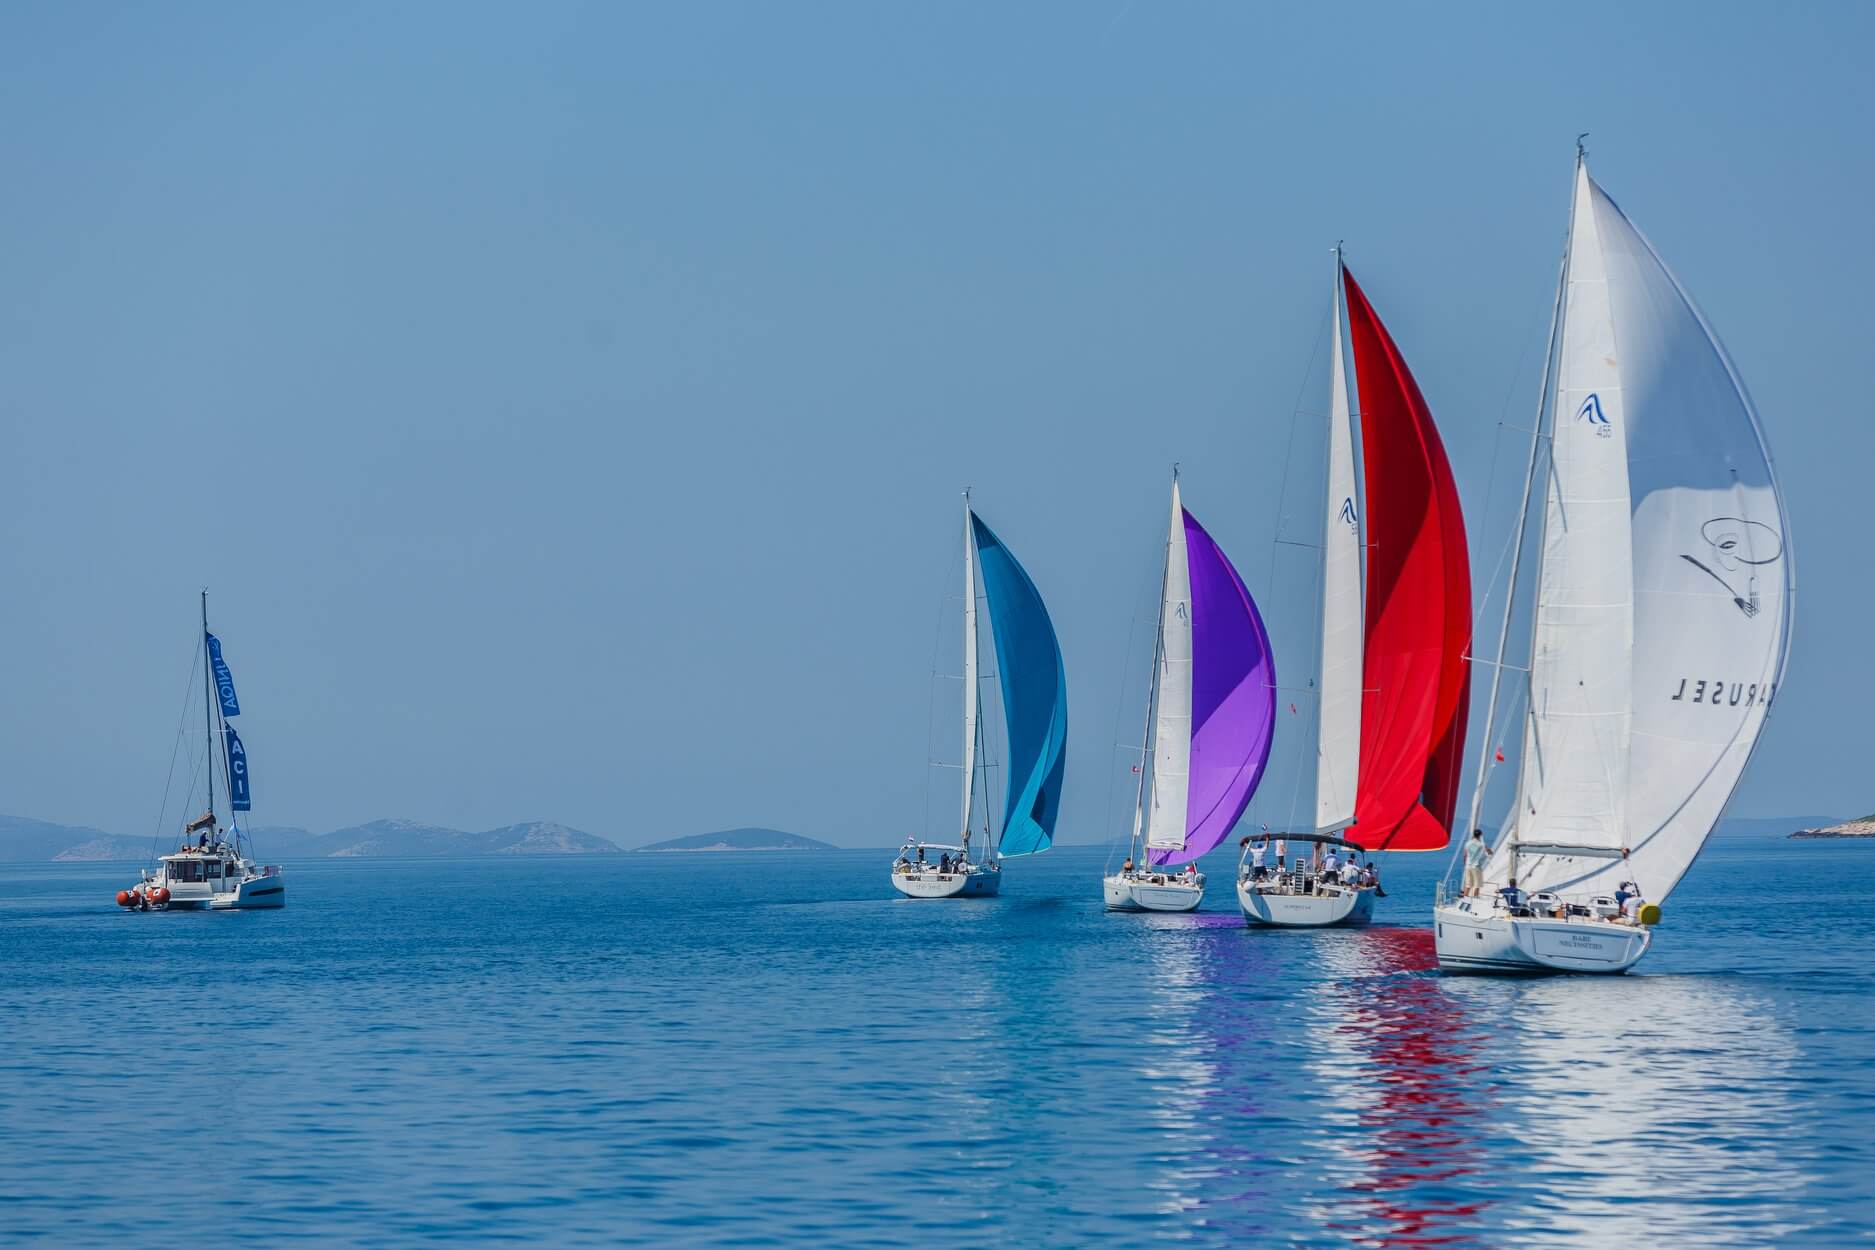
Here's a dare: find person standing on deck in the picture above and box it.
[1463,829,1490,897]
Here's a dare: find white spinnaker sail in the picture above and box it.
[1312,269,1364,832]
[960,499,979,840]
[1505,165,1792,900]
[1145,482,1194,854]
[1511,165,1635,865]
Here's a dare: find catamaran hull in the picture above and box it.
[891,869,1000,899]
[1103,875,1202,912]
[1433,902,1651,974]
[1237,881,1374,928]
[161,879,287,910]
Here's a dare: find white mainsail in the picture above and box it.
[1145,481,1194,855]
[1311,264,1364,832]
[960,496,979,842]
[1512,165,1635,857]
[1501,162,1792,901]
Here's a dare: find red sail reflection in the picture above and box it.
[1192,924,1493,1248]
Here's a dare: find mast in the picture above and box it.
[1126,470,1178,865]
[1461,144,1582,884]
[960,491,979,853]
[200,589,217,831]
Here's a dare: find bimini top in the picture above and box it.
[1243,832,1368,852]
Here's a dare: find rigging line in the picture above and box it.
[148,637,205,870]
[920,526,959,846]
[1265,301,1334,596]
[1102,568,1151,874]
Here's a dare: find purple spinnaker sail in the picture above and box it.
[1149,510,1277,866]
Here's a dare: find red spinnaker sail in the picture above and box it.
[1342,268,1471,852]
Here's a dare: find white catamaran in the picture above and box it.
[1435,148,1792,974]
[1106,474,1275,913]
[117,593,284,911]
[1239,251,1473,927]
[893,494,1067,899]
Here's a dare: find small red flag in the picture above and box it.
[1495,746,1506,762]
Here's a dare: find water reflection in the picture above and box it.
[1480,973,1810,1248]
[1296,927,1494,1248]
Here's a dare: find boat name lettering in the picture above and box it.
[1669,678,1775,707]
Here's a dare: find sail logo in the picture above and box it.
[1576,393,1613,438]
[1337,497,1357,528]
[1681,516,1783,619]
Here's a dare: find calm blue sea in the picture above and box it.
[2,836,1871,1248]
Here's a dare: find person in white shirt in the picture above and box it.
[1322,848,1341,879]
[1463,829,1490,896]
[1249,839,1269,881]
[1274,839,1287,872]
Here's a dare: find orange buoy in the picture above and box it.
[116,890,133,907]
[153,887,171,905]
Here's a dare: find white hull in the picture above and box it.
[890,865,1001,899]
[1237,879,1374,928]
[1103,872,1203,912]
[121,849,284,912]
[1433,898,1651,975]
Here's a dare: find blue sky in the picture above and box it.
[2,2,1869,845]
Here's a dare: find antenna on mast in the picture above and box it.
[1576,132,1590,161]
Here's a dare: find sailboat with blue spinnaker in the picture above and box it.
[892,494,1067,899]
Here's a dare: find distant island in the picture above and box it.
[635,828,834,853]
[1791,816,1875,839]
[1,814,833,861]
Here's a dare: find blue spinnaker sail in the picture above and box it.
[970,514,1066,857]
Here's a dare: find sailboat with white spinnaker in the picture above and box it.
[1434,147,1793,974]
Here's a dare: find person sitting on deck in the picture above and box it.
[1498,879,1526,914]
[1617,883,1645,921]
[1184,861,1198,880]
[1122,857,1135,874]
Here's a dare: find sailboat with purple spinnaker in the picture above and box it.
[1105,475,1276,912]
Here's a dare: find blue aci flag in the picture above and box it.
[206,633,241,717]
[225,726,252,812]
